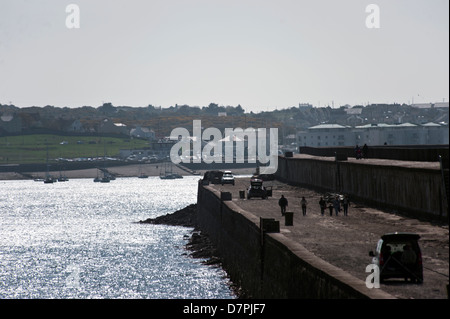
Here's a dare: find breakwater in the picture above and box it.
[299,145,449,162]
[276,155,448,222]
[196,182,394,299]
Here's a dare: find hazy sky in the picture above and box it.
[0,0,448,112]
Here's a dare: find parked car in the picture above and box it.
[203,171,223,184]
[369,232,423,283]
[221,171,235,185]
[247,178,268,199]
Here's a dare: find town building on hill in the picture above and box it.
[0,113,22,134]
[130,126,155,139]
[98,119,129,135]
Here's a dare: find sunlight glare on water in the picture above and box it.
[0,177,234,299]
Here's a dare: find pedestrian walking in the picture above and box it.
[333,196,340,216]
[278,195,288,216]
[301,196,307,216]
[362,144,368,159]
[328,202,333,216]
[319,197,326,216]
[355,145,362,159]
[343,195,350,216]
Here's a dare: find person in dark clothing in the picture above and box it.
[333,196,340,216]
[278,195,288,216]
[355,145,362,159]
[319,197,326,216]
[362,144,368,159]
[342,195,350,216]
[300,196,307,216]
[328,202,334,216]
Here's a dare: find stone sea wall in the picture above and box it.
[276,156,448,221]
[196,182,394,299]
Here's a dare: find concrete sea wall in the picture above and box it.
[299,145,449,162]
[197,183,394,299]
[276,156,448,221]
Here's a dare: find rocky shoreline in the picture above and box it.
[139,204,222,264]
[139,204,198,227]
[139,204,249,298]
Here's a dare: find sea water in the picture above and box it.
[0,176,234,299]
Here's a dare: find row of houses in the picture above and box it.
[0,114,156,139]
[120,129,276,162]
[297,122,449,147]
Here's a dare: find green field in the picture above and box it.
[0,134,149,164]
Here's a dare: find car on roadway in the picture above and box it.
[369,232,423,283]
[203,171,223,184]
[247,178,268,199]
[221,171,235,185]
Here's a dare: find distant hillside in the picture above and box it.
[1,102,448,139]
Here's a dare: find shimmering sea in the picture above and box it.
[0,176,234,299]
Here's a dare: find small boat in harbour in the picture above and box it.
[44,176,56,184]
[159,161,183,179]
[58,166,69,182]
[100,176,110,183]
[43,142,55,183]
[94,168,112,183]
[138,164,148,178]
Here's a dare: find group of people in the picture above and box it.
[278,194,350,217]
[355,144,369,159]
[319,195,350,216]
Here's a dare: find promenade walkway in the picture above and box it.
[213,176,448,299]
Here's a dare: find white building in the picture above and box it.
[297,124,354,147]
[297,122,449,147]
[0,114,22,133]
[65,119,85,133]
[98,119,129,135]
[130,126,156,140]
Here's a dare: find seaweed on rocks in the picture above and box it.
[186,231,221,265]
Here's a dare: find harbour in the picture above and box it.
[0,176,235,299]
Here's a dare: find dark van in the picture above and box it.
[369,232,423,283]
[247,178,268,199]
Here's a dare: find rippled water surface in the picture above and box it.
[0,177,234,299]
